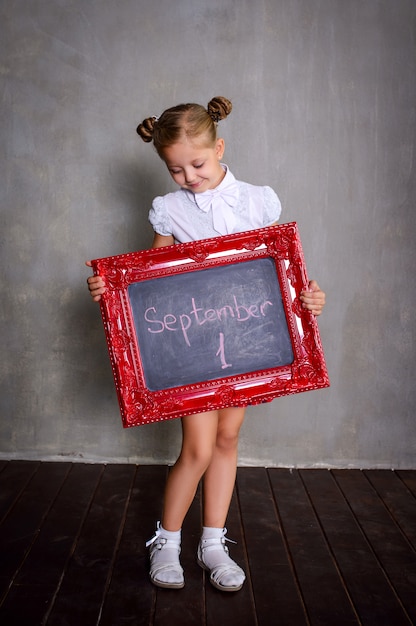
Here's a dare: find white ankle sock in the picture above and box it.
[148,523,183,587]
[201,526,224,540]
[199,526,245,589]
[160,524,181,541]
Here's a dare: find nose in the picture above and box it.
[184,169,196,184]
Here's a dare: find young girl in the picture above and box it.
[87,96,325,592]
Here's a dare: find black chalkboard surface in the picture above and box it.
[128,257,294,391]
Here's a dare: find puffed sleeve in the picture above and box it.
[262,186,282,225]
[148,195,173,237]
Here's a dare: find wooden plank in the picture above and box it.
[301,470,412,626]
[99,464,167,626]
[0,462,71,602]
[396,470,416,498]
[0,460,40,523]
[269,468,359,625]
[365,471,416,551]
[237,467,308,626]
[333,469,416,624]
[204,483,255,626]
[0,463,103,625]
[153,475,205,626]
[45,463,136,625]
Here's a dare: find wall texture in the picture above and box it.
[1,0,415,468]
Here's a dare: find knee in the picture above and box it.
[215,427,240,454]
[214,407,245,455]
[180,442,215,473]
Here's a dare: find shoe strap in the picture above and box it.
[201,528,237,546]
[209,562,244,585]
[146,521,163,547]
[152,537,181,552]
[146,522,181,552]
[200,536,237,554]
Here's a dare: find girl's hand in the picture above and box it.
[300,280,326,317]
[85,261,106,302]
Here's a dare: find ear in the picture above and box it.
[215,138,225,160]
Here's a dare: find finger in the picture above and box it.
[87,276,105,288]
[86,273,106,303]
[89,286,106,302]
[300,293,325,306]
[89,285,105,294]
[89,285,106,297]
[300,291,325,317]
[301,281,324,297]
[308,279,320,292]
[303,302,323,316]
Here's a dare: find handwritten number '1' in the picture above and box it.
[216,332,232,369]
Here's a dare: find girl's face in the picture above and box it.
[161,137,226,193]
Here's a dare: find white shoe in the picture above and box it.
[146,522,184,589]
[197,527,245,592]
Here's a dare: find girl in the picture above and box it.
[87,96,325,592]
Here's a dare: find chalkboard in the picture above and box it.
[128,257,294,391]
[92,223,330,427]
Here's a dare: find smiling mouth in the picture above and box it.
[188,180,204,190]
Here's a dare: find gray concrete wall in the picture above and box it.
[1,0,415,468]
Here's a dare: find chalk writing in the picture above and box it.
[144,295,274,347]
[216,332,232,369]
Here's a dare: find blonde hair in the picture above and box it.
[137,96,232,156]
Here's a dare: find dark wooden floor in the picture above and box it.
[0,462,415,625]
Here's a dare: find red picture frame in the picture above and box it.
[91,223,329,427]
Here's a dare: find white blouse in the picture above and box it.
[149,165,282,243]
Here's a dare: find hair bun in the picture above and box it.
[207,96,232,122]
[136,116,158,143]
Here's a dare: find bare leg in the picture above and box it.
[197,407,246,591]
[162,410,219,531]
[202,407,246,527]
[151,407,246,591]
